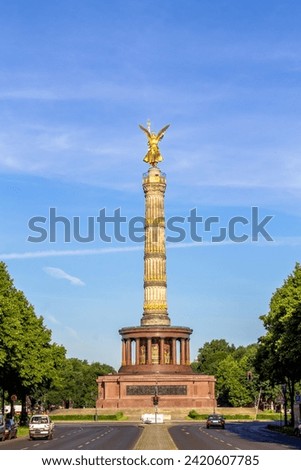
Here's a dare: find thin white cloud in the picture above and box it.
[1,109,300,200]
[47,314,61,325]
[43,266,85,286]
[0,245,143,260]
[45,314,78,340]
[1,236,298,262]
[0,79,229,103]
[65,326,79,339]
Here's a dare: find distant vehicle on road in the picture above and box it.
[5,417,18,439]
[206,414,225,429]
[29,414,54,440]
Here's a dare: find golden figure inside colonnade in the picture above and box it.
[139,121,170,166]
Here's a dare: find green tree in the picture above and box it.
[193,339,236,376]
[45,358,115,409]
[0,261,66,420]
[215,346,259,407]
[193,339,262,407]
[217,355,250,407]
[256,262,301,425]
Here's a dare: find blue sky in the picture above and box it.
[1,0,301,370]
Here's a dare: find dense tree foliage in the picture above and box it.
[44,358,115,409]
[0,261,66,419]
[192,339,236,377]
[193,339,260,407]
[255,262,301,424]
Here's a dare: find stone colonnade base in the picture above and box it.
[96,373,216,409]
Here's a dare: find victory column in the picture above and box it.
[96,123,215,409]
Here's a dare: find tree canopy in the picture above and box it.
[193,339,260,407]
[255,262,301,424]
[45,358,115,409]
[0,261,66,414]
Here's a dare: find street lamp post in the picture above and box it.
[153,383,159,424]
[254,387,262,421]
[281,384,288,426]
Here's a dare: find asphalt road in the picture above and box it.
[1,421,301,451]
[169,422,301,450]
[0,423,143,450]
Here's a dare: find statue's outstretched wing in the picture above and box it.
[139,124,151,138]
[157,124,170,141]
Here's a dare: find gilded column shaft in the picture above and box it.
[141,167,170,326]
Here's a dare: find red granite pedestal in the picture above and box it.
[96,325,216,409]
[96,372,215,409]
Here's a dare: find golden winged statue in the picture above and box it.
[139,122,170,166]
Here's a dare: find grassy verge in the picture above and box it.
[16,426,29,438]
[267,424,298,436]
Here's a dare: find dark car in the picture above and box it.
[206,414,225,429]
[5,417,18,440]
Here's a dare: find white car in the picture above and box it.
[29,414,54,440]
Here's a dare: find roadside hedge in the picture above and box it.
[187,409,279,421]
[50,412,124,421]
